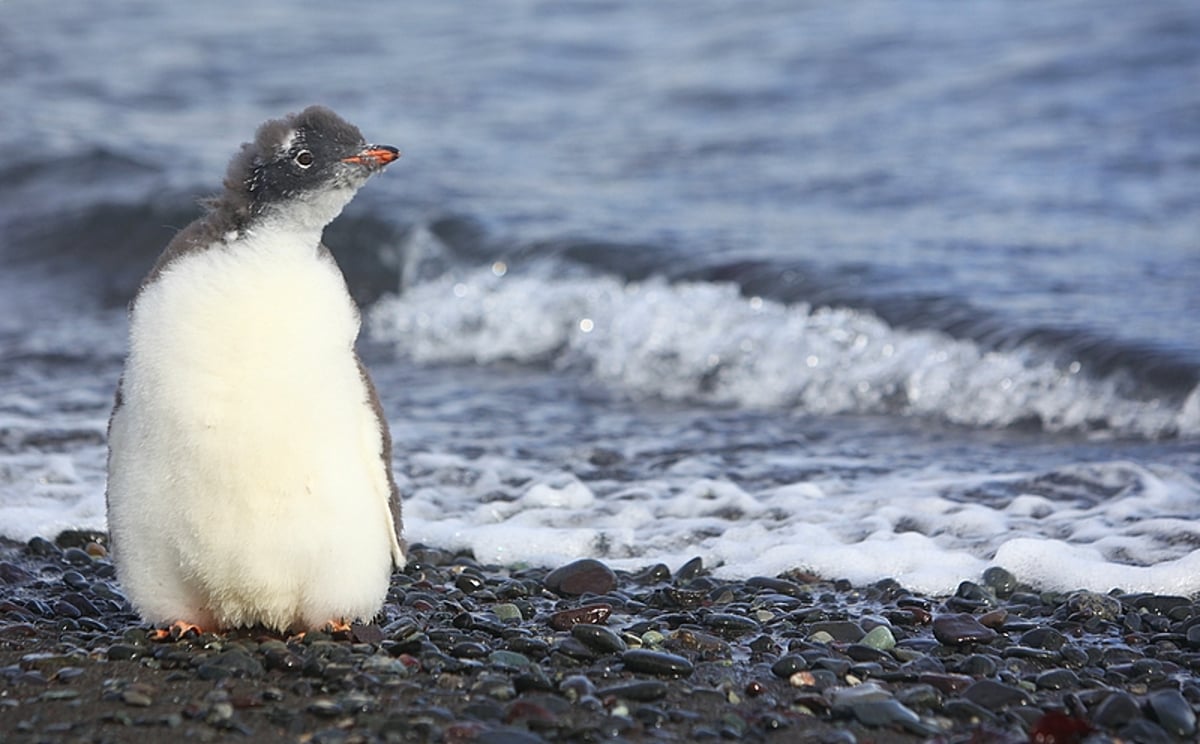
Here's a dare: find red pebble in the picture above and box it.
[1029,710,1093,744]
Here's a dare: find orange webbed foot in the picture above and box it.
[150,620,203,641]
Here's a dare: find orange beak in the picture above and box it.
[342,145,400,167]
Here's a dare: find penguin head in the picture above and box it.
[221,106,399,230]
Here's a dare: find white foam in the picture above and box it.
[3,406,1199,596]
[397,449,1200,596]
[369,268,1193,438]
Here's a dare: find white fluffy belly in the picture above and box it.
[107,240,395,631]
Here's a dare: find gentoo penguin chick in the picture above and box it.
[106,105,406,633]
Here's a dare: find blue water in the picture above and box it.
[1,0,1198,593]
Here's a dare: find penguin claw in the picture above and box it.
[150,621,203,641]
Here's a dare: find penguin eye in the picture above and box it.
[294,150,314,168]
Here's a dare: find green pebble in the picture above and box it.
[809,630,835,644]
[641,630,665,648]
[861,626,896,651]
[488,650,532,668]
[493,603,523,622]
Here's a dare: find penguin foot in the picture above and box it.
[150,621,203,641]
[323,619,353,636]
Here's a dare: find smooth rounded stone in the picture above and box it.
[808,621,864,643]
[544,559,617,596]
[860,625,896,651]
[771,654,809,678]
[621,649,694,678]
[830,682,893,711]
[51,600,81,619]
[1146,688,1197,737]
[1035,668,1080,690]
[547,604,612,631]
[598,680,669,702]
[1133,594,1191,617]
[1059,645,1089,668]
[633,564,671,584]
[61,547,92,566]
[513,665,555,694]
[487,650,532,669]
[918,672,974,695]
[961,679,1033,711]
[308,698,343,718]
[813,657,852,677]
[932,613,998,646]
[121,689,153,707]
[559,674,595,702]
[670,629,732,659]
[1117,719,1174,744]
[981,567,1018,598]
[674,556,704,582]
[745,576,807,598]
[553,637,598,661]
[1002,646,1060,663]
[851,699,921,729]
[956,581,998,606]
[571,624,627,654]
[0,561,35,585]
[1019,626,1067,650]
[504,636,550,658]
[450,642,490,659]
[476,730,550,744]
[1091,690,1142,728]
[789,669,839,690]
[845,644,891,663]
[61,570,89,591]
[493,603,522,623]
[703,613,760,636]
[1187,625,1200,650]
[27,537,62,557]
[896,684,941,710]
[1066,591,1122,621]
[454,573,485,594]
[957,654,999,677]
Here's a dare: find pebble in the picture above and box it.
[860,625,895,650]
[597,681,669,702]
[770,654,809,678]
[1066,591,1122,621]
[4,536,1200,743]
[1146,688,1197,738]
[621,649,694,678]
[981,566,1018,597]
[1091,691,1142,729]
[547,604,612,631]
[570,624,627,654]
[808,620,865,642]
[932,613,999,645]
[544,559,617,596]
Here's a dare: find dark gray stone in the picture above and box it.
[621,649,693,678]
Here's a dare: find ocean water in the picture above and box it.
[1,0,1198,595]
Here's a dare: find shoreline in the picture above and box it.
[1,534,1198,742]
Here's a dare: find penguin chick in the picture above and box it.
[106,105,405,633]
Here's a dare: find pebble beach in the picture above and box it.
[2,533,1199,743]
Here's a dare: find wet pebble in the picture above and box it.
[932,613,999,645]
[598,680,669,702]
[544,559,617,596]
[1146,688,1197,738]
[570,624,627,654]
[1091,691,1142,729]
[547,603,612,631]
[621,649,693,678]
[962,679,1032,711]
